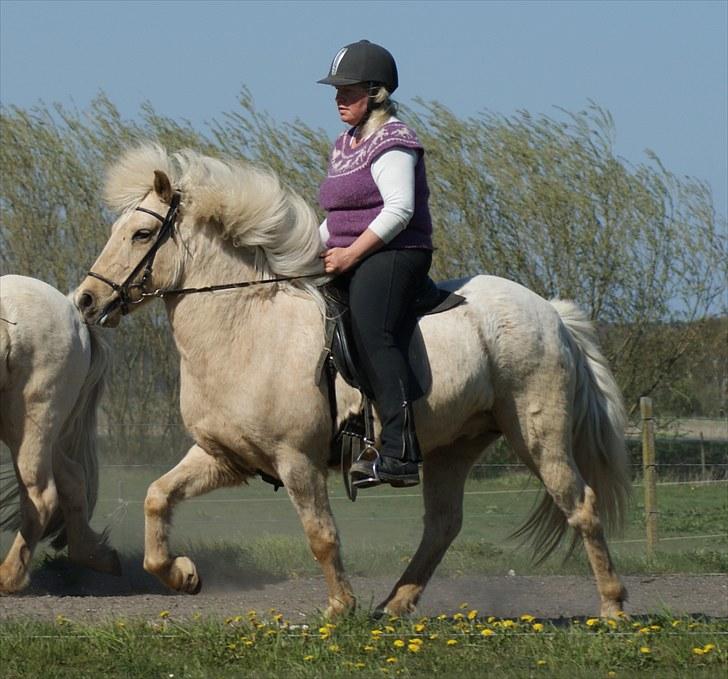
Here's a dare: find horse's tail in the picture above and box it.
[515,300,631,563]
[44,324,109,548]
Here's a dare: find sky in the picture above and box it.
[1,0,726,216]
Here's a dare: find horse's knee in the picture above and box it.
[144,484,169,518]
[308,527,340,564]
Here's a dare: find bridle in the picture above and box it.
[88,192,182,319]
[87,191,323,324]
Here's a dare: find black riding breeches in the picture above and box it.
[338,248,432,451]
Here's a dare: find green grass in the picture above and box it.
[79,469,728,578]
[0,612,725,678]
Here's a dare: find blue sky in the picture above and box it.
[1,0,726,215]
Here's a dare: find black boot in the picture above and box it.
[350,400,421,488]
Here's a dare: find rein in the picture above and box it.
[88,193,323,322]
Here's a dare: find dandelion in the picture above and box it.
[532,623,544,632]
[159,610,170,619]
[481,628,495,637]
[460,602,469,609]
[671,620,682,628]
[303,655,315,661]
[501,619,515,629]
[649,625,661,631]
[586,618,599,627]
[639,646,651,654]
[638,627,651,635]
[393,640,405,648]
[607,672,617,677]
[437,614,448,621]
[354,662,366,669]
[607,619,618,629]
[328,644,340,652]
[414,623,426,633]
[453,613,465,620]
[520,614,535,623]
[408,643,422,653]
[467,609,478,621]
[371,629,383,637]
[429,633,439,640]
[536,660,547,666]
[703,643,716,652]
[384,625,396,633]
[446,639,458,646]
[386,657,398,664]
[408,638,423,645]
[363,645,375,652]
[487,616,496,623]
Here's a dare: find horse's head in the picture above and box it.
[75,170,181,327]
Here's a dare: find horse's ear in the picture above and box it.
[153,170,174,203]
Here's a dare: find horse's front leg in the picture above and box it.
[143,444,237,593]
[278,454,356,618]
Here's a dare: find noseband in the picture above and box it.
[87,192,181,317]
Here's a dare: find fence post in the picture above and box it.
[641,397,658,559]
[700,432,707,480]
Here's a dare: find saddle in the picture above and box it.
[315,277,465,500]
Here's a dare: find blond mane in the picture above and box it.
[104,144,326,285]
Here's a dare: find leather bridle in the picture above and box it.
[87,192,182,320]
[86,191,323,324]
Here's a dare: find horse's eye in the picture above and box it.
[132,229,154,242]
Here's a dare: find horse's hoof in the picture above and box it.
[189,576,202,595]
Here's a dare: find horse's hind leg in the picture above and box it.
[378,435,494,616]
[143,443,239,594]
[52,452,121,575]
[0,433,58,593]
[278,453,355,618]
[506,402,626,617]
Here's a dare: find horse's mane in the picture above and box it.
[104,144,326,283]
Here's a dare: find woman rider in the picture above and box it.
[317,40,434,488]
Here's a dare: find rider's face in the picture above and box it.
[335,85,369,127]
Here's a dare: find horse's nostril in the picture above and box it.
[78,292,94,310]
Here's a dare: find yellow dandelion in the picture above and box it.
[649,625,661,631]
[536,660,547,666]
[671,620,682,628]
[520,614,535,623]
[393,639,405,648]
[384,625,396,633]
[487,616,496,623]
[532,623,544,632]
[481,628,495,637]
[429,633,439,640]
[607,619,618,629]
[467,609,478,620]
[638,627,651,635]
[692,647,706,656]
[607,672,617,678]
[159,610,170,619]
[243,640,254,647]
[273,613,283,622]
[354,663,366,669]
[460,602,470,609]
[386,657,398,664]
[363,645,375,652]
[703,643,716,652]
[502,619,515,629]
[639,646,651,654]
[414,623,426,633]
[408,643,422,653]
[437,614,448,621]
[585,618,599,627]
[328,644,340,652]
[446,639,458,646]
[453,613,465,620]
[371,629,383,637]
[303,655,315,661]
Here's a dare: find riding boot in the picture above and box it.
[377,399,421,486]
[350,398,421,488]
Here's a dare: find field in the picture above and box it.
[1,460,726,677]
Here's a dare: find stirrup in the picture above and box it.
[350,445,383,490]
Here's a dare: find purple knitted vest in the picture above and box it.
[319,120,433,250]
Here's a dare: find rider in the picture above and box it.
[317,40,434,488]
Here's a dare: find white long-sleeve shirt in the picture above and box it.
[319,145,418,246]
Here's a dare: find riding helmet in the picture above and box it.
[318,40,398,93]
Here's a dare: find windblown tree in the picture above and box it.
[1,92,725,457]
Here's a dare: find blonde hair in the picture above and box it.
[359,86,398,139]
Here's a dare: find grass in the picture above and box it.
[0,611,725,678]
[62,469,728,579]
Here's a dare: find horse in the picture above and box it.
[73,144,631,618]
[0,275,120,592]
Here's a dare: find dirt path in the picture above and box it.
[1,558,725,623]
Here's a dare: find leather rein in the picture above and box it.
[87,192,321,323]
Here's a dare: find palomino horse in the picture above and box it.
[0,275,120,592]
[74,145,630,617]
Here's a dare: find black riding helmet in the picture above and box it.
[318,40,398,94]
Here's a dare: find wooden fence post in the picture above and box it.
[641,397,658,559]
